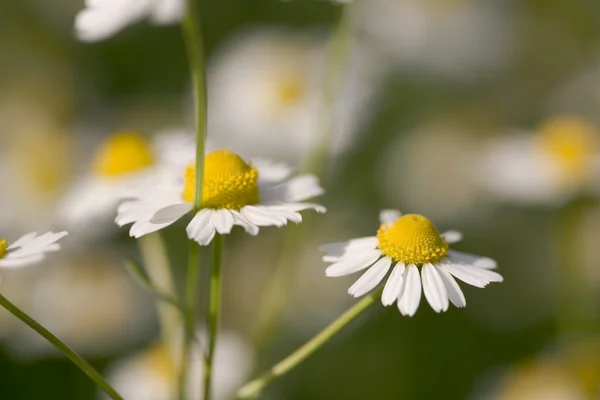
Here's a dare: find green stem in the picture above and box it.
[181,0,207,210]
[0,293,124,400]
[138,234,182,362]
[252,1,356,355]
[179,241,200,400]
[237,288,381,399]
[203,234,223,400]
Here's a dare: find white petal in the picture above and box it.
[397,265,422,317]
[325,250,382,277]
[381,262,406,306]
[348,257,392,298]
[0,254,45,269]
[441,231,463,244]
[7,232,69,258]
[260,174,324,203]
[7,232,38,250]
[252,158,293,183]
[447,250,497,269]
[421,264,449,313]
[211,209,235,235]
[130,221,173,238]
[149,0,185,25]
[150,203,192,224]
[379,209,401,225]
[441,264,489,288]
[435,266,466,308]
[319,237,378,260]
[230,210,259,235]
[273,202,326,214]
[241,205,300,227]
[186,209,217,246]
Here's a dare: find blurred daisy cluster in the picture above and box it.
[0,0,599,399]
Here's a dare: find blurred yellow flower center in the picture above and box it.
[277,77,303,106]
[93,132,155,178]
[0,239,7,259]
[537,117,598,180]
[141,344,176,382]
[377,214,448,265]
[182,149,259,209]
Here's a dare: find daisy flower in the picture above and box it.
[101,332,254,400]
[116,149,325,245]
[60,130,193,236]
[478,116,600,206]
[0,231,67,270]
[320,210,503,316]
[75,0,184,42]
[208,27,380,165]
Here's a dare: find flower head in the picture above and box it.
[0,231,67,269]
[320,210,502,316]
[60,130,193,236]
[75,0,184,42]
[116,149,326,245]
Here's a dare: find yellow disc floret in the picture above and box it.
[93,132,155,178]
[537,116,598,181]
[377,214,448,265]
[182,149,259,209]
[0,239,7,259]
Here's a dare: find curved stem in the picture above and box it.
[203,234,224,400]
[178,241,200,400]
[0,293,124,400]
[237,288,381,399]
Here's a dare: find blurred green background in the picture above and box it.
[0,0,599,399]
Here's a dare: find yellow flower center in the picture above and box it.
[92,132,155,178]
[0,239,7,259]
[377,214,448,265]
[537,116,598,181]
[276,76,303,106]
[141,344,176,382]
[182,149,259,209]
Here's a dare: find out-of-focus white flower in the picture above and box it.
[60,130,193,237]
[355,0,515,81]
[208,27,381,164]
[101,331,254,400]
[321,210,502,317]
[75,0,185,42]
[478,116,600,206]
[0,232,67,270]
[116,149,325,245]
[7,249,154,357]
[378,121,486,223]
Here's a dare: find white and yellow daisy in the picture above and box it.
[0,232,67,270]
[208,27,380,164]
[75,0,184,42]
[320,210,503,316]
[116,149,325,245]
[478,116,600,206]
[101,332,254,400]
[60,130,193,236]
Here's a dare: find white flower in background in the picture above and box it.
[208,27,380,164]
[354,0,515,81]
[7,250,154,357]
[116,149,326,245]
[321,210,502,316]
[75,0,185,42]
[0,232,67,270]
[60,130,193,236]
[101,332,254,400]
[478,116,600,206]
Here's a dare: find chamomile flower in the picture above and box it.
[60,130,193,236]
[320,210,502,316]
[75,0,184,42]
[101,332,254,400]
[0,232,67,270]
[116,149,325,245]
[479,116,600,206]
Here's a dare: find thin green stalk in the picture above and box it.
[179,241,200,400]
[180,0,208,398]
[237,288,382,399]
[138,233,182,362]
[0,293,124,400]
[252,2,356,353]
[203,234,224,400]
